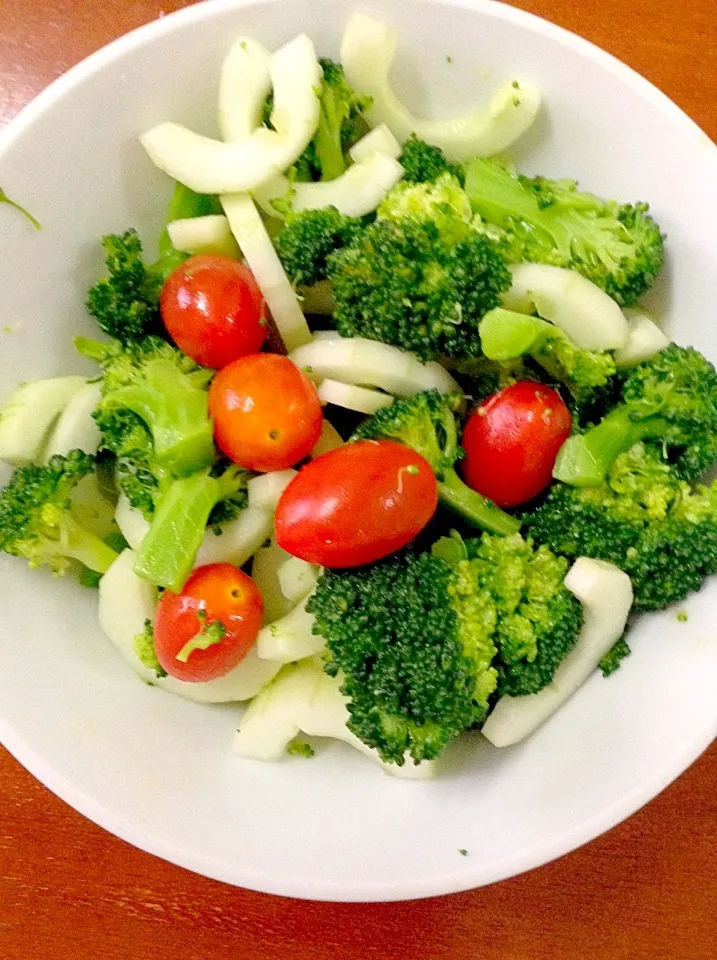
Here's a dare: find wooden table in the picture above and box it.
[1,1,716,957]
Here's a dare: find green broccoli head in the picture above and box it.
[328,214,511,362]
[0,450,118,575]
[397,135,465,185]
[274,207,363,287]
[308,533,582,764]
[282,58,372,182]
[524,443,717,611]
[78,335,215,484]
[464,158,665,307]
[352,390,521,536]
[86,230,163,343]
[554,344,717,486]
[377,172,473,232]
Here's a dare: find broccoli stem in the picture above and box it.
[37,511,118,573]
[553,405,668,486]
[134,470,221,592]
[464,159,551,242]
[438,469,521,536]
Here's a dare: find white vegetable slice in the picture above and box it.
[256,593,324,662]
[115,493,151,552]
[340,13,540,161]
[501,263,629,351]
[613,308,671,368]
[167,215,241,258]
[140,34,321,194]
[482,558,633,748]
[0,376,87,466]
[233,657,436,778]
[221,192,312,351]
[99,549,280,702]
[310,419,344,458]
[277,556,319,603]
[348,123,401,163]
[217,36,272,142]
[194,505,273,568]
[254,153,404,219]
[43,381,102,460]
[318,378,395,415]
[252,539,296,623]
[289,336,460,396]
[246,469,296,511]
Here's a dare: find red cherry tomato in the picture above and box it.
[209,353,323,472]
[153,563,263,682]
[275,439,438,567]
[161,254,267,369]
[461,381,572,508]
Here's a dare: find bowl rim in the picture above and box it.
[0,0,716,901]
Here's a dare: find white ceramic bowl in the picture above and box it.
[1,0,716,902]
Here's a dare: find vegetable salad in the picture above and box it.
[1,14,715,777]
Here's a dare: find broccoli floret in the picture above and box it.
[599,636,631,676]
[274,208,363,287]
[377,171,473,229]
[77,335,215,486]
[277,59,371,183]
[464,158,664,307]
[554,345,717,486]
[478,307,617,404]
[524,443,717,611]
[134,462,250,591]
[0,450,118,575]
[86,230,163,343]
[307,533,581,764]
[328,188,511,360]
[397,135,465,185]
[352,389,520,535]
[133,619,167,678]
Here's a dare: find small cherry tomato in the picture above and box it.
[275,439,438,567]
[161,254,267,369]
[461,381,572,507]
[209,353,323,472]
[153,563,263,682]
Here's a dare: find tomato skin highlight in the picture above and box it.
[153,563,263,683]
[461,381,572,508]
[275,439,438,567]
[160,254,267,369]
[209,353,323,472]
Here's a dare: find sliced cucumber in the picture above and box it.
[140,35,321,194]
[254,152,404,219]
[115,493,151,552]
[252,539,297,623]
[167,215,240,258]
[310,419,344,458]
[341,13,540,161]
[43,381,102,460]
[246,469,296,511]
[256,593,325,662]
[289,335,460,397]
[221,192,312,351]
[317,378,395,415]
[277,556,319,603]
[613,308,670,368]
[194,505,273,568]
[0,375,87,465]
[502,263,629,351]
[482,558,633,747]
[217,36,271,142]
[348,123,401,163]
[99,549,280,702]
[233,657,437,778]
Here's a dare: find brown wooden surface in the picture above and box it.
[1,0,716,956]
